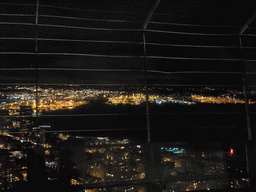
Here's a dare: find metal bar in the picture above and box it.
[0,112,243,119]
[239,10,256,35]
[145,29,240,36]
[0,11,252,30]
[142,0,161,30]
[5,126,239,135]
[0,83,242,87]
[0,111,244,118]
[36,52,143,58]
[1,20,256,37]
[0,22,141,31]
[0,3,36,6]
[143,30,158,188]
[0,2,144,15]
[39,4,147,15]
[2,51,255,61]
[38,38,141,44]
[36,39,240,48]
[0,37,35,40]
[35,0,39,145]
[143,32,150,144]
[245,142,250,186]
[145,43,239,49]
[0,37,141,44]
[0,13,34,17]
[0,52,36,54]
[35,0,39,54]
[6,128,140,134]
[1,68,252,75]
[1,37,245,48]
[150,21,243,28]
[39,14,139,23]
[0,51,244,60]
[0,68,143,71]
[0,52,142,58]
[7,52,247,61]
[146,56,242,61]
[0,22,35,26]
[239,36,252,140]
[239,35,253,189]
[242,76,252,141]
[37,23,141,31]
[0,10,252,30]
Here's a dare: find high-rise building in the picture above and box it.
[18,106,33,141]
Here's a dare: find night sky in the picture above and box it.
[1,0,256,86]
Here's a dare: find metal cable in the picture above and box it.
[0,68,252,75]
[2,21,256,36]
[0,83,242,87]
[0,52,251,61]
[2,13,256,31]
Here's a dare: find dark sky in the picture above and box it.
[1,0,256,86]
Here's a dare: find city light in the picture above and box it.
[0,86,249,190]
[227,147,235,155]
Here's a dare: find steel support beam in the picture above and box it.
[142,0,161,144]
[239,10,256,35]
[35,0,40,145]
[143,2,161,191]
[142,0,161,30]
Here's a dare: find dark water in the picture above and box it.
[39,101,254,144]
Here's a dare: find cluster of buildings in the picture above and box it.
[0,85,251,191]
[62,138,232,191]
[0,130,249,191]
[0,137,27,190]
[1,85,252,117]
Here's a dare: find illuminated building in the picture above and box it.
[70,177,84,185]
[0,151,23,190]
[82,137,144,186]
[0,110,11,133]
[18,106,33,141]
[160,143,228,191]
[87,161,105,179]
[86,148,106,154]
[104,145,144,182]
[230,178,249,188]
[39,125,51,145]
[58,134,69,141]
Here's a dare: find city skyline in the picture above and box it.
[1,0,256,191]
